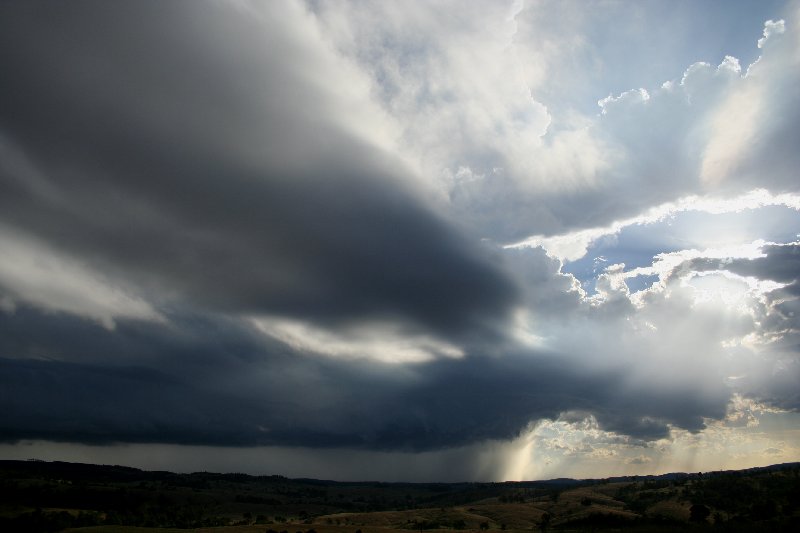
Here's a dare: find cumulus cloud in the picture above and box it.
[452,5,800,242]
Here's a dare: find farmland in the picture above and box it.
[1,460,798,532]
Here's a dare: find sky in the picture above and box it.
[1,0,799,482]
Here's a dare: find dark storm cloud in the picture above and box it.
[0,1,516,339]
[0,357,266,446]
[0,305,729,449]
[375,352,724,445]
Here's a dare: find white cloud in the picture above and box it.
[507,189,800,262]
[251,316,464,364]
[308,0,619,202]
[0,228,162,329]
[758,19,786,49]
[598,87,650,115]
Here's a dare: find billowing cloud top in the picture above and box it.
[1,0,799,479]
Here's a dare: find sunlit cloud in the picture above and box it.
[251,316,464,364]
[0,227,163,329]
[506,190,800,262]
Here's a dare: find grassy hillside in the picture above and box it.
[0,460,797,532]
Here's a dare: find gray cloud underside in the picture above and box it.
[0,304,728,449]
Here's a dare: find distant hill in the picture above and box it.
[0,460,797,532]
